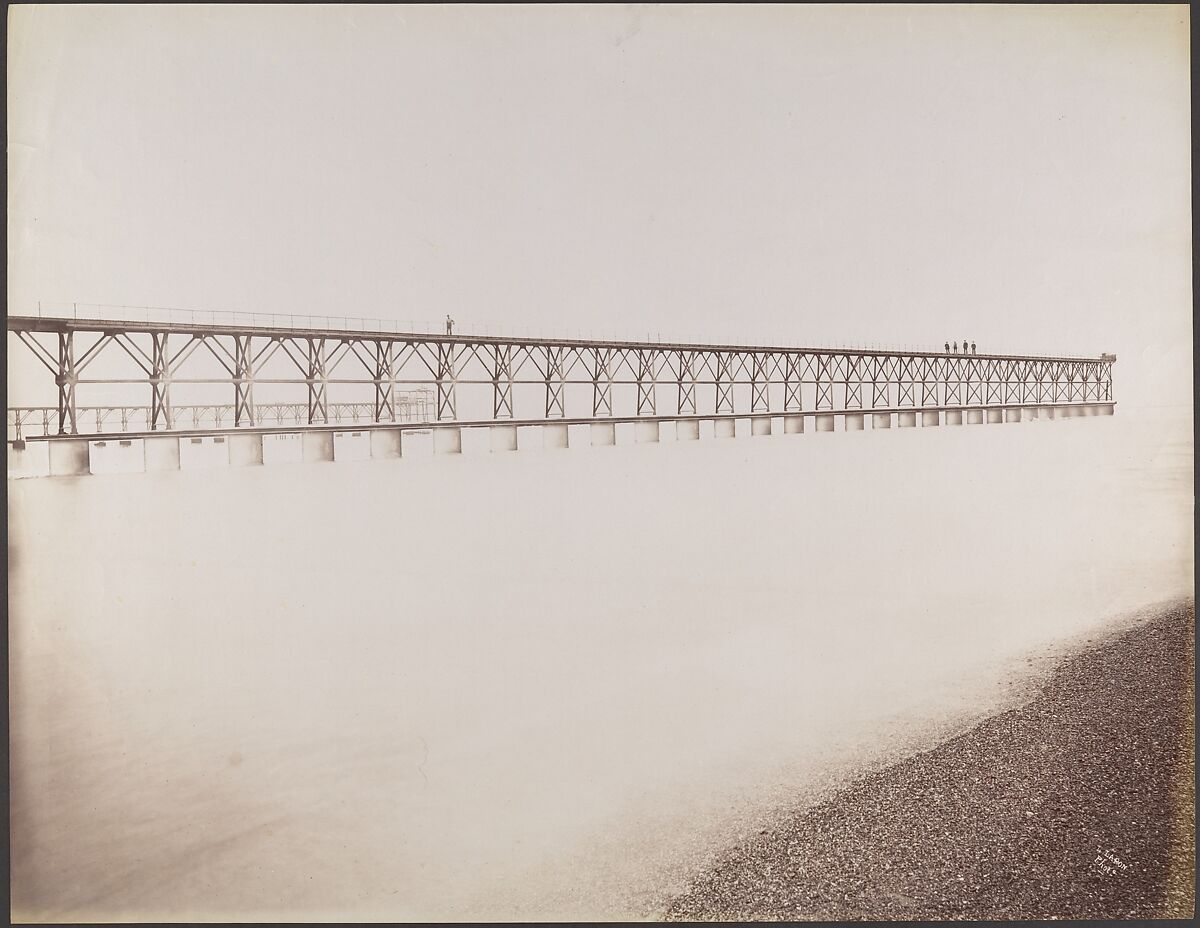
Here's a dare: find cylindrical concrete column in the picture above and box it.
[1004,407,1022,423]
[676,419,700,441]
[49,439,91,477]
[784,415,805,434]
[635,420,660,443]
[945,409,963,425]
[591,422,615,446]
[433,427,462,455]
[898,410,917,428]
[301,431,334,462]
[543,423,569,449]
[871,412,891,429]
[816,414,835,432]
[1022,406,1039,421]
[966,408,984,424]
[751,418,772,437]
[986,408,1004,424]
[844,413,865,431]
[144,436,181,471]
[921,410,940,427]
[1084,404,1100,416]
[1099,403,1115,415]
[490,424,518,452]
[369,428,402,459]
[230,433,265,466]
[715,419,736,438]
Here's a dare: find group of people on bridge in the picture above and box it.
[946,340,977,354]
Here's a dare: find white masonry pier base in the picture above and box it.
[229,433,264,466]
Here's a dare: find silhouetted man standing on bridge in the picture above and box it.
[445,314,455,336]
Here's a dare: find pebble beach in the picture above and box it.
[666,599,1195,921]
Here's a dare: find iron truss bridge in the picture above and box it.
[7,314,1115,446]
[8,395,434,442]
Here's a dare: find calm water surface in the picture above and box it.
[8,407,1193,921]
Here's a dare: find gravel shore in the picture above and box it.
[665,599,1195,921]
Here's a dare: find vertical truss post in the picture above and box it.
[677,351,697,415]
[1101,359,1113,401]
[234,334,255,427]
[591,347,613,417]
[1001,360,1019,405]
[436,341,457,421]
[305,337,329,424]
[844,354,864,409]
[751,352,770,413]
[920,356,939,407]
[984,359,1002,405]
[785,353,804,412]
[944,356,962,407]
[149,331,173,430]
[545,345,566,418]
[492,344,514,419]
[815,354,834,410]
[637,349,657,416]
[897,355,916,407]
[55,331,78,435]
[374,340,397,422]
[871,355,891,408]
[966,356,982,405]
[715,352,734,414]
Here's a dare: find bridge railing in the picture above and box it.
[9,396,435,441]
[18,301,1060,357]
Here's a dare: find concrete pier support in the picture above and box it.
[676,419,700,441]
[635,420,660,443]
[1004,407,1023,423]
[144,436,181,471]
[591,422,616,446]
[1099,403,1115,415]
[966,408,984,424]
[986,408,1004,424]
[300,431,333,462]
[1022,406,1040,421]
[872,412,891,429]
[229,433,264,466]
[1084,404,1100,416]
[433,427,462,455]
[945,409,963,426]
[543,423,569,449]
[490,424,518,452]
[715,419,736,438]
[921,410,940,427]
[369,428,402,460]
[816,414,836,432]
[49,439,90,476]
[784,415,804,434]
[898,410,917,428]
[844,413,865,431]
[751,418,773,437]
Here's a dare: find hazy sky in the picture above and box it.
[7,4,1191,404]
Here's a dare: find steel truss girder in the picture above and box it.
[715,352,735,414]
[6,318,1116,437]
[544,345,566,418]
[491,344,515,419]
[677,351,697,415]
[636,348,657,416]
[751,353,771,413]
[590,347,614,417]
